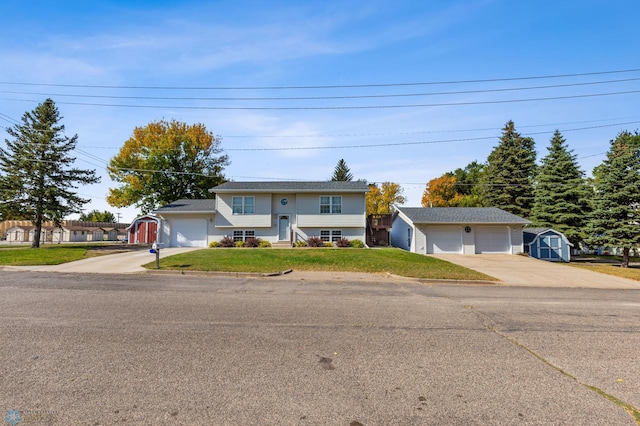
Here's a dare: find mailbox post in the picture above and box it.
[151,242,160,269]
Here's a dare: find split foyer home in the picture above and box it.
[152,181,370,247]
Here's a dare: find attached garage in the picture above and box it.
[425,226,463,254]
[171,219,208,247]
[475,226,510,254]
[392,207,529,255]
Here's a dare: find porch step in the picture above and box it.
[271,241,293,248]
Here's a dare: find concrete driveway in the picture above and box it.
[3,247,200,274]
[431,254,640,289]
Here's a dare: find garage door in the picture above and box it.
[171,219,207,247]
[475,226,510,254]
[426,226,463,254]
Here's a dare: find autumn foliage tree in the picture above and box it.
[421,175,463,207]
[107,120,229,213]
[366,182,406,215]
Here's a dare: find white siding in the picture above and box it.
[390,213,413,251]
[296,193,366,227]
[215,194,272,227]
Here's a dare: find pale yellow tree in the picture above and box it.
[366,182,406,215]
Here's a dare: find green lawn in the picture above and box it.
[148,248,497,281]
[566,262,640,282]
[0,245,93,265]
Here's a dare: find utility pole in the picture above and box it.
[115,212,122,224]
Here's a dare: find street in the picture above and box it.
[1,271,638,425]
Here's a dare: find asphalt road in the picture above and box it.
[1,272,639,425]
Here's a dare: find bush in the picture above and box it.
[209,241,220,248]
[335,237,350,248]
[295,240,308,247]
[307,236,324,247]
[259,239,272,248]
[323,241,334,247]
[244,237,261,248]
[350,239,365,248]
[235,240,245,248]
[219,236,235,247]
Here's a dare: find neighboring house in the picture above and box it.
[1,220,128,243]
[127,215,160,244]
[153,181,370,248]
[391,207,530,255]
[5,225,33,242]
[523,228,573,262]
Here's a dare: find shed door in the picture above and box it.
[475,226,510,254]
[171,219,207,247]
[539,236,562,260]
[426,226,463,254]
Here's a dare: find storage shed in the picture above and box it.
[523,228,573,262]
[126,215,160,244]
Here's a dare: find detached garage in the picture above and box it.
[153,199,216,248]
[391,207,530,255]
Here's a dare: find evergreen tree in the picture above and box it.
[530,130,591,245]
[331,159,353,181]
[482,121,536,217]
[0,99,100,247]
[586,131,640,267]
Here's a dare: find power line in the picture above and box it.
[1,68,639,90]
[1,77,639,101]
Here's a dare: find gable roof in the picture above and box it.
[396,207,530,225]
[209,181,370,193]
[153,199,215,214]
[523,227,572,245]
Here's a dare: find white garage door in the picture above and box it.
[426,226,463,254]
[475,226,510,254]
[171,219,207,247]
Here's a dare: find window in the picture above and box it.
[232,196,255,214]
[233,230,255,242]
[320,230,342,242]
[320,196,341,214]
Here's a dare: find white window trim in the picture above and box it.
[320,229,342,242]
[232,196,255,215]
[232,230,256,242]
[320,195,342,214]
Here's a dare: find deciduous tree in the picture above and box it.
[421,175,463,207]
[0,99,99,248]
[586,131,640,267]
[79,209,116,223]
[482,121,536,217]
[107,120,229,213]
[366,182,405,214]
[530,130,591,245]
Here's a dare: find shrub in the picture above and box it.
[235,240,245,248]
[323,241,334,247]
[259,239,272,248]
[335,237,351,248]
[307,236,324,247]
[209,241,220,248]
[349,239,365,248]
[295,241,308,247]
[244,237,261,248]
[219,236,235,247]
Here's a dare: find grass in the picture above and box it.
[566,262,640,282]
[147,247,497,281]
[0,243,125,266]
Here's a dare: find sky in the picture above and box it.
[1,0,639,223]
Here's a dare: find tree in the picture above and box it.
[79,209,116,223]
[450,160,485,206]
[482,121,536,217]
[586,131,640,267]
[530,130,591,245]
[366,182,406,214]
[107,120,229,213]
[331,159,353,181]
[421,175,463,207]
[0,99,100,248]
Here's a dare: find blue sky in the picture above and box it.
[1,0,639,222]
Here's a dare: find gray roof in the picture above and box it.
[153,199,215,214]
[523,227,570,245]
[209,181,370,193]
[397,207,530,224]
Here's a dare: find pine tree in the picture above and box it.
[586,131,640,267]
[482,121,536,217]
[0,99,100,248]
[530,130,591,245]
[331,159,353,181]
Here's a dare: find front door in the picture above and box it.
[278,216,290,241]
